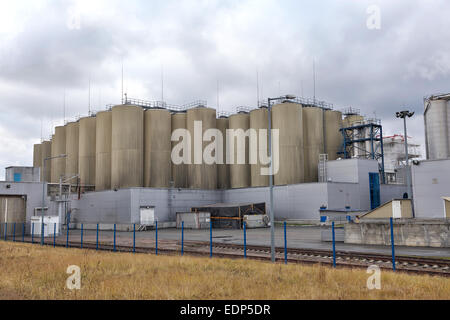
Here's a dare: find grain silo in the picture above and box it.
[186,106,217,189]
[424,95,450,160]
[40,140,52,182]
[144,109,172,188]
[324,110,343,160]
[65,121,79,179]
[229,112,251,188]
[271,102,304,185]
[171,112,188,188]
[79,116,96,186]
[249,107,269,187]
[303,107,324,183]
[51,125,66,183]
[216,117,230,189]
[95,110,112,191]
[111,105,144,189]
[33,144,42,169]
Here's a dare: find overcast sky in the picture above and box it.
[1,0,449,177]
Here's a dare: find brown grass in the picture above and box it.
[0,242,449,300]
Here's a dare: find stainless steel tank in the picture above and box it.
[144,109,172,188]
[216,117,230,189]
[51,125,66,183]
[78,116,96,186]
[303,107,324,182]
[324,110,343,161]
[424,98,450,160]
[40,140,52,182]
[249,107,269,187]
[171,112,188,188]
[95,111,112,191]
[65,121,79,179]
[229,112,251,188]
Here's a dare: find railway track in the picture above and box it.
[11,237,450,277]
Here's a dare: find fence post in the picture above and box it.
[155,220,158,255]
[284,221,287,264]
[31,223,34,244]
[332,221,336,268]
[133,224,136,254]
[66,221,69,248]
[181,221,184,256]
[210,220,212,258]
[96,223,99,251]
[13,223,16,242]
[53,223,56,248]
[113,224,116,252]
[243,221,247,259]
[40,216,44,246]
[4,223,7,241]
[22,223,25,243]
[81,223,84,249]
[390,217,396,271]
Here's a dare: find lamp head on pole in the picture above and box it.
[396,110,415,118]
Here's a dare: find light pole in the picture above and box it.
[396,110,415,218]
[41,154,66,245]
[267,94,296,262]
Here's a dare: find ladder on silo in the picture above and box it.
[318,154,328,183]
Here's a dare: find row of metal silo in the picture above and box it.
[424,96,450,160]
[33,101,344,190]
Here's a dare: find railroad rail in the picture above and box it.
[12,237,450,277]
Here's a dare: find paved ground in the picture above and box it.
[49,226,450,258]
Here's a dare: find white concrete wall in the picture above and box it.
[412,159,450,218]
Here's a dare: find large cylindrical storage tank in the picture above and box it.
[343,114,365,158]
[171,112,188,188]
[95,111,112,191]
[65,121,79,179]
[228,112,250,188]
[144,109,172,188]
[186,107,217,189]
[250,107,269,187]
[424,99,450,160]
[78,116,96,186]
[325,110,343,160]
[51,126,66,183]
[111,105,144,189]
[303,107,324,183]
[271,102,304,185]
[33,143,42,169]
[40,140,52,182]
[216,117,230,189]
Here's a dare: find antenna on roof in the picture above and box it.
[88,77,91,116]
[217,79,220,112]
[121,58,124,104]
[313,59,316,103]
[161,63,164,102]
[63,89,66,125]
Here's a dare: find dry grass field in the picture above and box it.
[0,242,449,300]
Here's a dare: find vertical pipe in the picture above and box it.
[390,217,396,271]
[268,98,275,263]
[4,223,7,241]
[155,220,158,255]
[113,223,116,252]
[332,221,336,268]
[181,221,184,256]
[22,223,25,243]
[243,221,247,259]
[66,221,69,248]
[31,223,34,244]
[81,223,84,249]
[284,221,287,264]
[13,223,16,242]
[210,220,212,258]
[133,224,136,254]
[41,216,44,246]
[96,223,99,251]
[53,223,56,248]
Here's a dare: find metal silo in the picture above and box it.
[303,107,324,183]
[144,109,172,188]
[95,110,112,191]
[216,117,230,189]
[250,107,269,187]
[186,106,217,189]
[78,116,96,187]
[33,144,42,169]
[324,110,343,161]
[111,105,144,189]
[51,125,66,183]
[271,102,304,185]
[228,112,251,189]
[65,121,79,179]
[424,96,450,160]
[40,140,52,182]
[171,112,188,188]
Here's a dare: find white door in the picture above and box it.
[140,206,155,226]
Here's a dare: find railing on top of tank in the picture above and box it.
[341,107,361,116]
[124,98,208,112]
[182,100,208,110]
[259,97,334,110]
[235,106,254,114]
[217,110,232,118]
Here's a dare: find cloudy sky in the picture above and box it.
[1,0,449,177]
